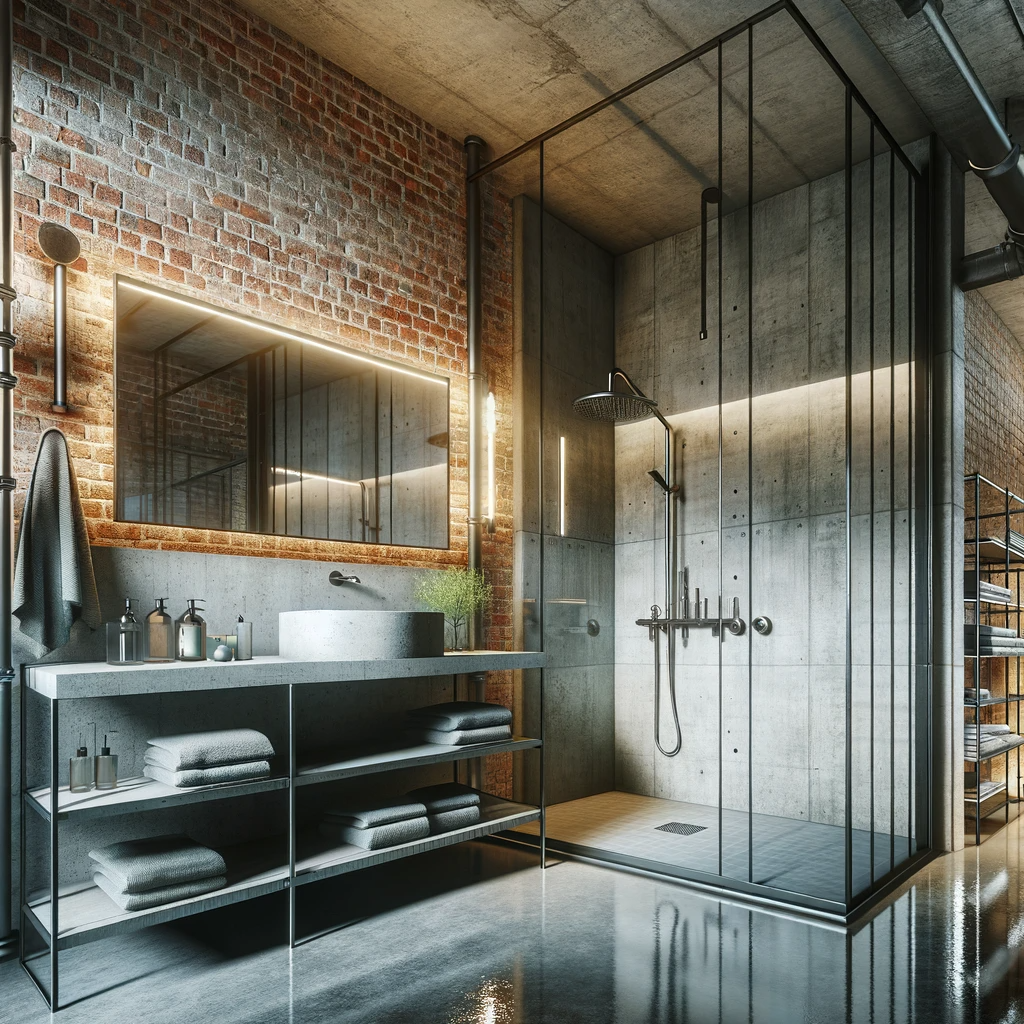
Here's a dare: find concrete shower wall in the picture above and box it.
[513,197,616,807]
[613,160,918,835]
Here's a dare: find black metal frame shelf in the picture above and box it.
[963,473,1024,846]
[19,659,546,1011]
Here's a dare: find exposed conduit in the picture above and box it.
[898,0,1024,289]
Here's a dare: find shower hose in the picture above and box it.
[651,608,682,757]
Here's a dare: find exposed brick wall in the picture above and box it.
[964,290,1024,495]
[11,0,517,787]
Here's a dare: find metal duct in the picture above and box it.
[897,0,1024,286]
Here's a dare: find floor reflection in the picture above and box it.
[4,815,1024,1023]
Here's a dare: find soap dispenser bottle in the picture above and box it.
[144,598,175,663]
[69,744,93,792]
[94,735,118,790]
[106,597,143,665]
[176,599,207,661]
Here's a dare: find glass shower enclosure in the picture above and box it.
[480,1,930,919]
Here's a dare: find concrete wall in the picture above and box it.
[513,196,616,806]
[613,157,920,844]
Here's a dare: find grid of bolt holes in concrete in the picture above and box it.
[519,792,910,902]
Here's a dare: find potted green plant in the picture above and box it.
[416,567,491,651]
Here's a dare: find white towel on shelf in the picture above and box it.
[93,869,226,911]
[407,701,512,731]
[145,729,275,770]
[427,805,481,835]
[143,759,271,789]
[409,725,513,747]
[318,816,430,850]
[88,835,226,893]
[964,724,1011,735]
[407,782,481,814]
[322,797,428,830]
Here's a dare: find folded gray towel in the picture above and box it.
[93,869,226,911]
[407,782,482,813]
[964,724,1011,735]
[12,429,101,658]
[410,725,513,746]
[143,759,271,789]
[322,797,427,829]
[146,729,275,770]
[428,805,481,834]
[318,816,430,850]
[408,701,512,731]
[88,835,226,893]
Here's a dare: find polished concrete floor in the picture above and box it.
[4,813,1024,1023]
[517,791,912,903]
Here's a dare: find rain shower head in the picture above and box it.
[572,390,659,422]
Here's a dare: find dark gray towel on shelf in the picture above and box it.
[428,805,482,835]
[143,758,271,789]
[93,869,226,911]
[407,782,481,813]
[146,729,275,770]
[964,624,1018,639]
[318,816,429,850]
[12,429,101,658]
[410,724,513,746]
[408,701,512,731]
[88,835,226,893]
[322,797,428,830]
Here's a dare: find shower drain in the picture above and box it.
[655,822,707,837]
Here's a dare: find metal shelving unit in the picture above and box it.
[964,474,1024,845]
[19,655,544,1010]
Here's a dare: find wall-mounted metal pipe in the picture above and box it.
[898,0,1024,243]
[959,240,1024,290]
[464,135,485,651]
[52,264,67,411]
[0,0,16,949]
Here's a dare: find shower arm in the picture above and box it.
[608,368,677,619]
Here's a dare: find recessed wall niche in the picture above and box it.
[114,277,450,549]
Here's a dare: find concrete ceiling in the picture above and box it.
[239,0,1024,333]
[238,0,932,251]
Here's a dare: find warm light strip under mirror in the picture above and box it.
[486,391,497,525]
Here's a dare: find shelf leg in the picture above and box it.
[539,667,546,870]
[49,697,58,1011]
[288,684,295,950]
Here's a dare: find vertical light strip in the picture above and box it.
[558,435,566,537]
[485,392,497,526]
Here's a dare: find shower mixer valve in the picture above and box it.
[635,574,746,639]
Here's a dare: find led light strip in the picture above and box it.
[559,435,566,537]
[120,279,447,386]
[486,391,497,524]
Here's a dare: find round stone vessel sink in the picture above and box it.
[278,610,445,660]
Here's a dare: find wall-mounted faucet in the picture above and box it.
[328,571,362,586]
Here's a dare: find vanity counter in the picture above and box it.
[25,650,547,699]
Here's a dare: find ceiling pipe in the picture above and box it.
[897,0,1024,288]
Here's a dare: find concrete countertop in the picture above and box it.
[24,650,548,700]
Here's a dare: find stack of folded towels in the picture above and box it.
[407,701,512,746]
[964,687,992,702]
[144,728,274,788]
[319,796,430,850]
[407,782,481,834]
[964,723,1015,759]
[89,835,226,911]
[964,624,1024,657]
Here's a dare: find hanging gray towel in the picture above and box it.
[12,429,100,657]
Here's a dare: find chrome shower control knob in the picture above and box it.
[650,605,661,620]
[586,619,600,637]
[752,615,772,635]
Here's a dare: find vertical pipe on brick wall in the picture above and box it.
[465,136,485,650]
[0,0,16,946]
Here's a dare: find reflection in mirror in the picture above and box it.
[114,278,450,548]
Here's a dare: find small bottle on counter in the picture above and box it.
[176,599,207,661]
[106,597,143,666]
[236,614,252,661]
[69,744,93,792]
[94,735,118,790]
[144,598,175,663]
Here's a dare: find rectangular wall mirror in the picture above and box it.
[114,277,450,548]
